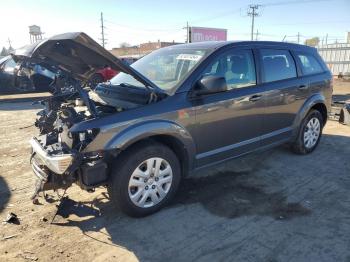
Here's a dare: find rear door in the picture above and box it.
[257,48,309,146]
[190,47,265,167]
[293,51,332,105]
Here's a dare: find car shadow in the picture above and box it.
[0,176,11,213]
[0,101,43,111]
[48,130,350,261]
[50,147,313,261]
[171,170,310,220]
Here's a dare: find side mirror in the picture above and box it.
[194,75,227,96]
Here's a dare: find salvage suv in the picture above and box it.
[14,33,332,217]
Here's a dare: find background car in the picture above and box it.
[87,57,137,89]
[88,65,118,89]
[0,55,53,94]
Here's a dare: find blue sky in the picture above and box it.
[1,0,349,49]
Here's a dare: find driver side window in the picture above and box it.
[203,49,256,90]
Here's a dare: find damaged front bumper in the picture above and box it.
[30,137,75,175]
[29,137,81,199]
[29,136,109,200]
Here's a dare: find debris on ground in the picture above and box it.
[2,234,19,240]
[3,212,20,224]
[20,254,38,261]
[32,198,40,205]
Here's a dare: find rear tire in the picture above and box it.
[107,141,181,217]
[291,109,324,154]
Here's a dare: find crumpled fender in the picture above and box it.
[104,120,196,169]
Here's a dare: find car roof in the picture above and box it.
[167,41,316,52]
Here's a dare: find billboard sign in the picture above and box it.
[190,27,227,43]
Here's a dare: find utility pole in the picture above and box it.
[255,29,259,41]
[297,32,300,44]
[100,12,107,48]
[183,21,190,43]
[7,38,12,49]
[247,5,260,41]
[187,21,189,43]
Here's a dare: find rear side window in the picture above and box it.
[297,53,324,75]
[260,49,297,83]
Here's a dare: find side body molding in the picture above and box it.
[291,93,327,138]
[104,120,196,170]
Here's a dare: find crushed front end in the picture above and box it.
[15,32,165,201]
[30,136,80,198]
[29,96,110,200]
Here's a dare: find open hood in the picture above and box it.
[11,32,157,89]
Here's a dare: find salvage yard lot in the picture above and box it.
[0,81,350,262]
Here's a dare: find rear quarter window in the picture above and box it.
[260,49,297,83]
[296,53,324,75]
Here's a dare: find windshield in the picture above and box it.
[110,47,208,92]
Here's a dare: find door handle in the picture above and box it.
[249,95,262,102]
[298,84,308,91]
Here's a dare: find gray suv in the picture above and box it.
[17,33,332,217]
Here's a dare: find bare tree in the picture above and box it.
[304,37,320,47]
[119,42,131,48]
[0,47,8,56]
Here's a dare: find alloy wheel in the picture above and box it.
[128,157,173,208]
[303,117,321,149]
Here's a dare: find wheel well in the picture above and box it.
[115,135,190,177]
[310,103,328,125]
[150,135,189,177]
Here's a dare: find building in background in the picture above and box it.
[110,40,181,59]
[317,32,350,76]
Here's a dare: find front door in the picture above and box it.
[190,48,265,168]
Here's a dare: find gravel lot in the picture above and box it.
[0,81,349,262]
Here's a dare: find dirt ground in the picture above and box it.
[0,80,349,262]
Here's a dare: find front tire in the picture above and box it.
[107,142,181,217]
[291,109,324,154]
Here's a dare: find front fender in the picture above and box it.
[292,93,327,137]
[104,120,196,169]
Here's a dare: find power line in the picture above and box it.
[262,0,333,7]
[247,5,261,41]
[189,8,242,24]
[105,19,181,32]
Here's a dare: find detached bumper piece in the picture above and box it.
[330,101,350,125]
[339,103,350,125]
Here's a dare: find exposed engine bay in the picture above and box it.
[30,75,163,199]
[13,32,166,200]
